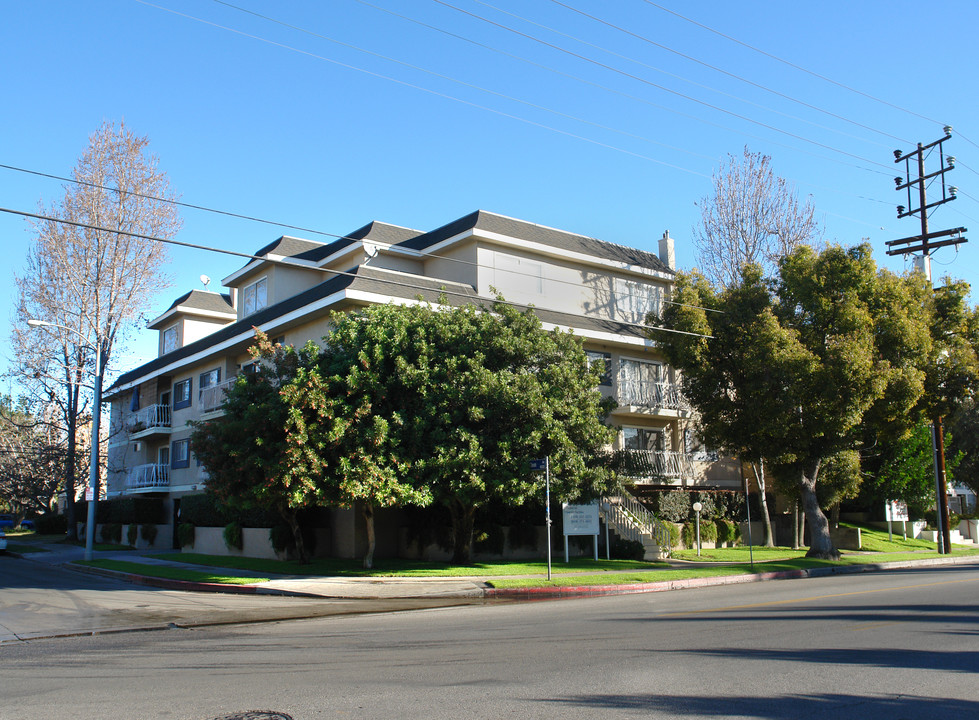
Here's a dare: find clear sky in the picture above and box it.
[2,0,977,386]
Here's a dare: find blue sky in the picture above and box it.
[2,0,978,385]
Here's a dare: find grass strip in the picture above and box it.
[76,559,269,585]
[486,551,979,588]
[5,542,46,554]
[147,553,669,577]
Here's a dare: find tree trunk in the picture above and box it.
[798,460,839,559]
[792,501,800,550]
[362,502,376,570]
[449,500,476,565]
[829,503,841,529]
[752,461,775,547]
[64,407,78,542]
[282,508,307,564]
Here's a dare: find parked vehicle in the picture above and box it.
[20,519,35,530]
[0,514,14,529]
[0,529,6,553]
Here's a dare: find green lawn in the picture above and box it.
[148,553,669,578]
[77,559,269,585]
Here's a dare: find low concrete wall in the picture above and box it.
[829,525,861,550]
[120,523,172,550]
[181,526,283,560]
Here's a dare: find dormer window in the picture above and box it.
[242,276,268,316]
[163,326,178,354]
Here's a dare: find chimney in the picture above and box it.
[659,230,675,270]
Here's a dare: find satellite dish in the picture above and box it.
[200,274,211,290]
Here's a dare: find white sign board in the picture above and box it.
[885,500,909,522]
[85,487,94,501]
[562,501,600,536]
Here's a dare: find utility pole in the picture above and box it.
[887,126,967,555]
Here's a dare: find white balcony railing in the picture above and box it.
[616,379,689,411]
[126,463,170,490]
[126,404,171,434]
[199,378,236,413]
[617,449,697,481]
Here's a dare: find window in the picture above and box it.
[171,439,190,469]
[617,358,662,406]
[242,276,268,316]
[585,351,612,386]
[173,379,192,410]
[614,278,661,323]
[199,368,221,391]
[162,326,178,354]
[622,427,665,452]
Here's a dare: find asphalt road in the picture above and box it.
[2,560,977,720]
[0,553,476,643]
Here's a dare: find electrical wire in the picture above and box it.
[542,0,908,148]
[642,0,950,132]
[430,0,895,172]
[0,206,717,338]
[135,0,708,179]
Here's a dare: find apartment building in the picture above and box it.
[104,210,741,547]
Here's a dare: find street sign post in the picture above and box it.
[530,458,551,580]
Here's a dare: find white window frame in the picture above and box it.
[242,276,268,316]
[162,325,178,354]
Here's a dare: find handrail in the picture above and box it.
[126,404,171,433]
[601,492,674,555]
[200,378,236,412]
[126,463,170,489]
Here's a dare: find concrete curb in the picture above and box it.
[67,553,979,600]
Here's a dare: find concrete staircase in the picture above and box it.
[602,492,672,560]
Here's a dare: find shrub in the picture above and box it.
[657,491,691,523]
[609,537,645,561]
[177,522,195,548]
[270,523,292,553]
[715,519,740,546]
[180,493,229,527]
[681,521,696,549]
[140,523,158,546]
[127,524,138,546]
[34,513,67,534]
[223,520,244,551]
[657,521,680,550]
[101,523,122,544]
[691,492,719,520]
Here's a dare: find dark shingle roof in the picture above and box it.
[160,290,234,315]
[109,263,645,393]
[401,210,671,274]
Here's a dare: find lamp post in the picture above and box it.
[27,319,105,561]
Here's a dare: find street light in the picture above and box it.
[26,318,105,561]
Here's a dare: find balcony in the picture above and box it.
[126,463,170,491]
[616,379,690,412]
[199,378,236,413]
[126,404,171,438]
[615,449,697,481]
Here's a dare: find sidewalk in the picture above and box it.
[12,538,979,600]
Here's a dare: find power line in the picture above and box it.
[135,0,708,178]
[642,0,950,131]
[431,0,894,171]
[1,162,730,314]
[0,206,716,338]
[543,0,908,148]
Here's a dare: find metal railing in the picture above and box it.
[199,378,235,412]
[614,449,697,480]
[616,379,689,411]
[126,404,171,433]
[126,463,170,490]
[601,493,674,553]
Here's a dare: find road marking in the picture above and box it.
[658,575,979,617]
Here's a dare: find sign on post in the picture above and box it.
[562,501,600,562]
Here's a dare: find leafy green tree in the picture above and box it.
[861,422,959,518]
[655,244,932,558]
[948,399,979,501]
[190,336,324,563]
[315,299,617,564]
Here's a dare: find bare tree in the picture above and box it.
[694,147,822,288]
[692,147,821,547]
[0,396,65,520]
[9,121,181,539]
